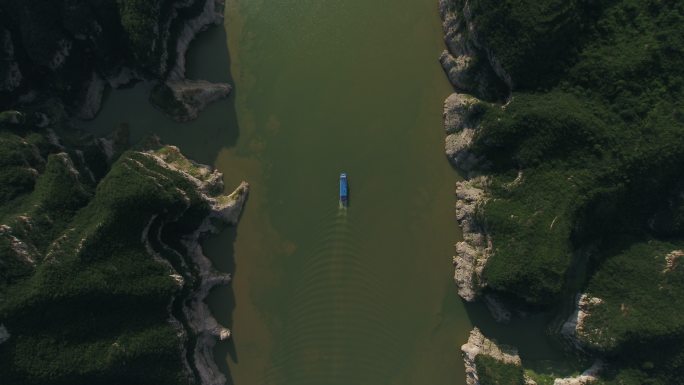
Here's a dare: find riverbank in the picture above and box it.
[0,1,247,383]
[440,1,684,384]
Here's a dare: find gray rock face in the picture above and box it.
[453,177,490,301]
[438,0,510,100]
[443,93,487,175]
[561,293,604,351]
[443,92,481,134]
[440,0,510,311]
[168,0,225,81]
[145,147,249,385]
[460,328,601,385]
[553,361,602,385]
[181,180,248,385]
[151,80,232,122]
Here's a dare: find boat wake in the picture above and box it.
[261,206,401,385]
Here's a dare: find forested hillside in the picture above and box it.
[443,0,684,383]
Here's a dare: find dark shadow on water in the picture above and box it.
[177,23,242,164]
[187,22,244,385]
[463,300,589,377]
[80,23,241,166]
[463,301,565,359]
[203,224,239,385]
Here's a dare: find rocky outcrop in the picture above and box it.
[145,146,248,385]
[663,249,683,273]
[461,328,601,385]
[151,80,232,122]
[443,93,486,175]
[182,182,248,385]
[461,328,522,385]
[440,0,512,317]
[168,0,225,81]
[438,0,510,101]
[153,0,231,122]
[453,176,489,301]
[561,294,604,350]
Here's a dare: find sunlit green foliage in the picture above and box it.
[475,356,525,385]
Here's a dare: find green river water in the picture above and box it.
[84,0,566,383]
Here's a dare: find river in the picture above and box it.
[83,0,563,384]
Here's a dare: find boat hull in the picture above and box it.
[339,173,348,207]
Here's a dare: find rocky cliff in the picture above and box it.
[441,0,684,384]
[0,0,231,121]
[0,1,244,384]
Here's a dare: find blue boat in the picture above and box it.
[339,173,348,207]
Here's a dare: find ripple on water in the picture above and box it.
[261,206,404,385]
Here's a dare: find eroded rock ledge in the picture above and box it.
[145,146,248,385]
[461,328,523,385]
[462,328,602,385]
[561,294,605,351]
[151,0,233,122]
[439,0,508,308]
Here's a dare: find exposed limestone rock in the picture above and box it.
[663,249,683,273]
[461,327,521,385]
[458,0,513,90]
[168,0,225,81]
[438,0,510,100]
[0,224,38,265]
[453,176,490,301]
[181,182,248,385]
[443,92,482,134]
[553,361,602,385]
[151,80,231,122]
[145,147,248,385]
[461,328,601,385]
[561,294,604,350]
[443,92,488,176]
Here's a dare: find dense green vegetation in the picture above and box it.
[475,356,525,385]
[0,0,211,110]
[454,0,684,304]
[0,112,220,384]
[579,241,684,383]
[447,0,684,383]
[116,0,163,67]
